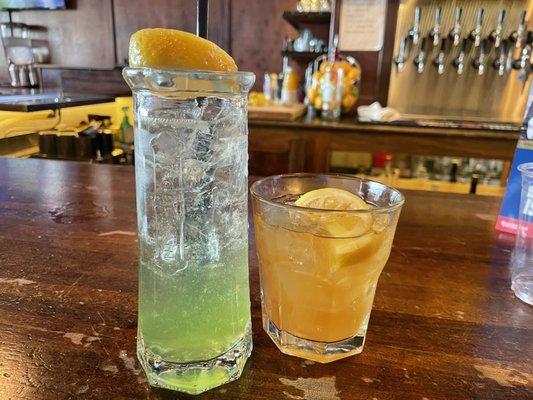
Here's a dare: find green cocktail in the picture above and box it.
[138,246,250,392]
[123,29,255,395]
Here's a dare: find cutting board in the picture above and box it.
[248,104,306,121]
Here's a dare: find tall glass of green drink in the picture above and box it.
[123,65,254,394]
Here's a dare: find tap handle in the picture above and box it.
[500,39,509,54]
[497,9,506,27]
[395,35,409,69]
[511,10,527,47]
[460,38,467,52]
[420,36,427,50]
[440,38,447,52]
[520,10,527,26]
[476,8,485,28]
[414,6,421,26]
[493,39,509,75]
[399,36,407,53]
[455,7,462,24]
[481,38,488,53]
[513,44,532,69]
[435,7,442,24]
[399,35,409,57]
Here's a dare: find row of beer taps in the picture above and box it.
[394,7,532,80]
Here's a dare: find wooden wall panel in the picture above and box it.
[230,0,297,90]
[113,0,195,66]
[113,0,230,66]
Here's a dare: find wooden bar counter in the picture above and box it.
[249,117,521,173]
[0,158,531,400]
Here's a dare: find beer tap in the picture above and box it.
[428,7,442,47]
[489,9,506,49]
[433,38,447,75]
[408,6,422,45]
[472,39,488,75]
[394,35,410,71]
[448,7,462,47]
[492,40,509,76]
[513,44,532,89]
[453,38,468,75]
[509,10,527,49]
[469,8,485,48]
[414,37,427,74]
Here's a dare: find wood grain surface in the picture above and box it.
[0,158,531,400]
[249,118,520,174]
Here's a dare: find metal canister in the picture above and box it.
[38,130,57,158]
[56,132,77,159]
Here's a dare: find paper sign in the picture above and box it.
[338,0,387,52]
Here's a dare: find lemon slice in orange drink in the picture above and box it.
[294,188,380,273]
[129,28,238,72]
[295,188,372,237]
[295,188,369,211]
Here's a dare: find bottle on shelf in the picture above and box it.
[281,67,299,105]
[119,106,134,146]
[321,63,343,120]
[263,72,279,102]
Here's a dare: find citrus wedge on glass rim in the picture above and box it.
[129,28,238,72]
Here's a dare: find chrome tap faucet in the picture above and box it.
[513,44,532,87]
[489,9,506,49]
[469,8,485,48]
[414,37,427,73]
[453,38,468,75]
[428,7,442,47]
[509,10,527,49]
[448,7,462,47]
[409,6,422,45]
[472,39,488,75]
[492,40,509,76]
[394,35,410,71]
[433,38,447,75]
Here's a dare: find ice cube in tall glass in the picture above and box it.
[123,68,255,394]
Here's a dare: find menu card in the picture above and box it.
[338,0,387,52]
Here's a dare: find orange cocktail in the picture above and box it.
[251,174,404,363]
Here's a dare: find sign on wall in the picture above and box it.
[338,0,387,52]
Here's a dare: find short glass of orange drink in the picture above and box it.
[251,174,404,363]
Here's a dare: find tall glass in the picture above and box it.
[123,68,255,394]
[512,162,533,305]
[251,174,404,363]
